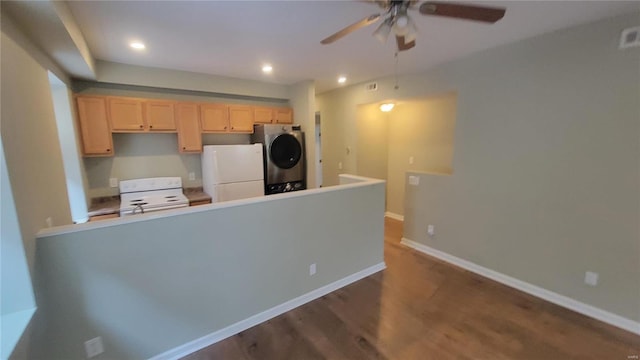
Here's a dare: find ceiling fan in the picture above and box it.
[320,1,506,51]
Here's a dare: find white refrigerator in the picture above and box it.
[201,144,265,203]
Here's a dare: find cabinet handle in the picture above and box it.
[149,125,153,129]
[224,126,227,129]
[182,147,186,150]
[231,127,234,130]
[106,149,111,152]
[139,125,144,129]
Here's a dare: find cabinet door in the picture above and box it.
[108,97,145,131]
[76,96,114,156]
[145,100,176,131]
[274,107,293,124]
[229,105,254,132]
[200,104,229,132]
[253,107,274,124]
[176,103,202,153]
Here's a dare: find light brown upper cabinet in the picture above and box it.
[252,106,293,124]
[76,96,114,156]
[274,107,293,124]
[200,104,229,132]
[108,97,145,131]
[253,106,275,124]
[228,105,254,133]
[175,103,202,153]
[144,100,176,131]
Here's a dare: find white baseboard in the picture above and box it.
[400,237,640,336]
[384,212,404,221]
[149,262,387,360]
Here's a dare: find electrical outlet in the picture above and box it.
[584,271,599,286]
[427,225,435,237]
[409,156,414,165]
[45,217,53,228]
[109,178,118,188]
[409,176,420,186]
[338,162,343,170]
[84,336,104,358]
[188,172,195,181]
[309,263,316,276]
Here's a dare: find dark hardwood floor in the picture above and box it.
[183,218,640,359]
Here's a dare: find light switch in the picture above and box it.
[409,156,414,165]
[338,162,343,170]
[109,178,118,188]
[409,176,419,186]
[188,172,195,181]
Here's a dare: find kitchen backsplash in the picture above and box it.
[83,133,251,198]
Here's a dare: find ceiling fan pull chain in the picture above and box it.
[394,51,399,90]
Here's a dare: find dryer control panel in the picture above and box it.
[266,181,306,195]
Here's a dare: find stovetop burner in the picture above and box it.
[119,177,189,216]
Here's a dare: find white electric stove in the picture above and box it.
[119,177,189,216]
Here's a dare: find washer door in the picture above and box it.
[270,133,302,169]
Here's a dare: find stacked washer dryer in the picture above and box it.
[251,124,306,194]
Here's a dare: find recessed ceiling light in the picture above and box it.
[130,42,146,50]
[262,64,273,73]
[338,76,347,84]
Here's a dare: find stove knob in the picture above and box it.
[284,183,293,192]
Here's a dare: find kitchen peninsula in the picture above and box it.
[35,175,385,360]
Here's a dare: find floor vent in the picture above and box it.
[620,26,640,49]
[364,82,378,92]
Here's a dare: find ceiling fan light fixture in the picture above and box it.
[373,19,392,43]
[380,103,395,112]
[393,14,410,36]
[404,19,418,43]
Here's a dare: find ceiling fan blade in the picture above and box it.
[321,14,381,44]
[396,36,415,51]
[419,2,505,23]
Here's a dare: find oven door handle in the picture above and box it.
[132,204,145,215]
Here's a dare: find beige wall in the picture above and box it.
[288,80,318,188]
[316,91,358,186]
[356,94,457,215]
[356,103,389,181]
[318,13,640,322]
[1,18,73,271]
[96,60,290,100]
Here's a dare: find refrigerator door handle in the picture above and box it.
[211,150,220,202]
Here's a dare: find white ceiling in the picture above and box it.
[66,1,639,94]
